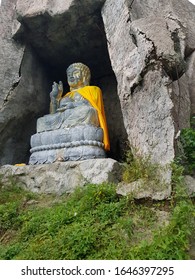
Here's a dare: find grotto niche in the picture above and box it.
[0,0,127,165]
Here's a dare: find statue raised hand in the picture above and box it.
[50,81,63,114]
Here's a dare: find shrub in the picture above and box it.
[122,150,160,183]
[178,125,195,175]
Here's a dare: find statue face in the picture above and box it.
[67,67,83,88]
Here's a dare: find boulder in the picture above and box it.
[117,179,171,201]
[0,158,122,195]
[184,175,195,197]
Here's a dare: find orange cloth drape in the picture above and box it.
[64,86,110,151]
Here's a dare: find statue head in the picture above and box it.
[66,63,91,91]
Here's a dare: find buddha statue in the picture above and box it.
[29,63,110,164]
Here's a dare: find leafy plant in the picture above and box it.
[123,151,159,182]
[178,125,195,175]
[122,148,169,196]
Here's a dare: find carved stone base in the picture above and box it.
[29,124,106,164]
[29,145,106,164]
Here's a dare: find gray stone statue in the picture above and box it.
[29,63,110,164]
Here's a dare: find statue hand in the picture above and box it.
[50,81,61,114]
[58,81,63,93]
[50,82,59,100]
[56,102,74,112]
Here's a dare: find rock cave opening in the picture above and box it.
[14,5,128,164]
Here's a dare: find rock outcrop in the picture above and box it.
[0,0,50,165]
[102,0,195,168]
[117,179,171,201]
[184,175,195,197]
[0,158,122,195]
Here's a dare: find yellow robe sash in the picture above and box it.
[64,86,110,151]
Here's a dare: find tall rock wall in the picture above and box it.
[0,0,24,109]
[102,0,195,167]
[0,0,50,164]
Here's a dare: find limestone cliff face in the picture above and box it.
[102,0,195,164]
[0,0,194,166]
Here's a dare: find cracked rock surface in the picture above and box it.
[102,0,195,171]
[0,0,50,165]
[0,158,122,195]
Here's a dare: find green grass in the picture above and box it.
[0,169,194,260]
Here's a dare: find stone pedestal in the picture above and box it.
[29,122,106,164]
[0,158,122,195]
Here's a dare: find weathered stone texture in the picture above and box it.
[102,0,193,169]
[15,0,109,79]
[0,158,122,195]
[126,70,175,166]
[125,0,195,119]
[171,73,191,130]
[0,47,50,165]
[126,0,195,54]
[117,179,171,201]
[15,0,78,18]
[186,52,195,117]
[16,0,105,18]
[184,175,195,197]
[0,0,24,108]
[16,0,48,18]
[0,0,50,165]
